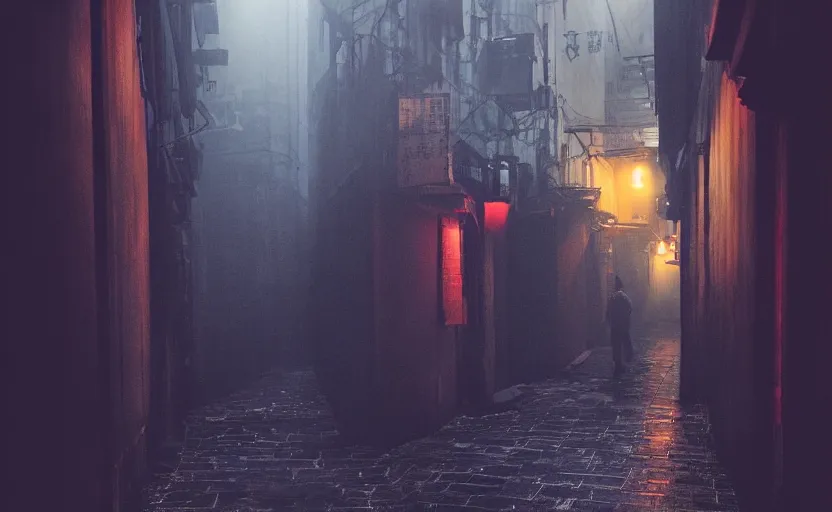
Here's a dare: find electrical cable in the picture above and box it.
[605,0,621,54]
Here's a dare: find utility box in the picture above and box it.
[480,34,536,111]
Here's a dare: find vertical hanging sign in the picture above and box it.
[440,216,466,326]
[397,94,453,188]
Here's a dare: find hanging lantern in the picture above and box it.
[657,240,668,255]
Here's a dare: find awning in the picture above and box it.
[706,0,780,113]
[706,0,748,62]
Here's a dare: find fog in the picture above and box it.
[190,0,311,401]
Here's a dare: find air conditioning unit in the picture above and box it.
[479,34,536,112]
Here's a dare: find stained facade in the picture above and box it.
[656,0,832,510]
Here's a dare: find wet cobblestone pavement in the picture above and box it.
[143,327,740,511]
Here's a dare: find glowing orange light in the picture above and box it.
[484,201,510,232]
[632,167,645,189]
[657,241,668,255]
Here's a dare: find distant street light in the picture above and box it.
[631,167,645,189]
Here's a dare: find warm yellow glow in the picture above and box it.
[631,167,645,188]
[657,241,668,255]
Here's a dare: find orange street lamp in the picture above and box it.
[632,167,645,189]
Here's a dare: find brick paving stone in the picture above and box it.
[143,324,739,511]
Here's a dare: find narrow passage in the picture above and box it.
[144,327,738,511]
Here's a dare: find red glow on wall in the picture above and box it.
[441,217,465,326]
[774,128,787,427]
[484,201,510,232]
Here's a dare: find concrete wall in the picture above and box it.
[554,0,609,184]
[607,0,654,58]
[5,2,149,510]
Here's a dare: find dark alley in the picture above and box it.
[143,325,738,511]
[7,1,832,511]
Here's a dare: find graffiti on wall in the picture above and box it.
[564,31,580,61]
[563,30,611,61]
[397,94,452,188]
[587,30,603,54]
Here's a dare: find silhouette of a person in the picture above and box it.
[606,276,634,377]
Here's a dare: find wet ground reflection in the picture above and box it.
[144,326,738,511]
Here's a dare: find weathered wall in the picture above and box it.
[100,0,152,506]
[5,2,150,510]
[509,213,558,382]
[585,232,607,347]
[555,0,610,184]
[595,161,619,216]
[700,70,760,499]
[683,59,782,510]
[607,0,654,58]
[653,0,711,421]
[657,2,832,509]
[373,194,460,442]
[554,209,593,360]
[654,0,710,168]
[309,177,377,441]
[508,207,593,383]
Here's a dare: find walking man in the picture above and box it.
[606,276,634,377]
